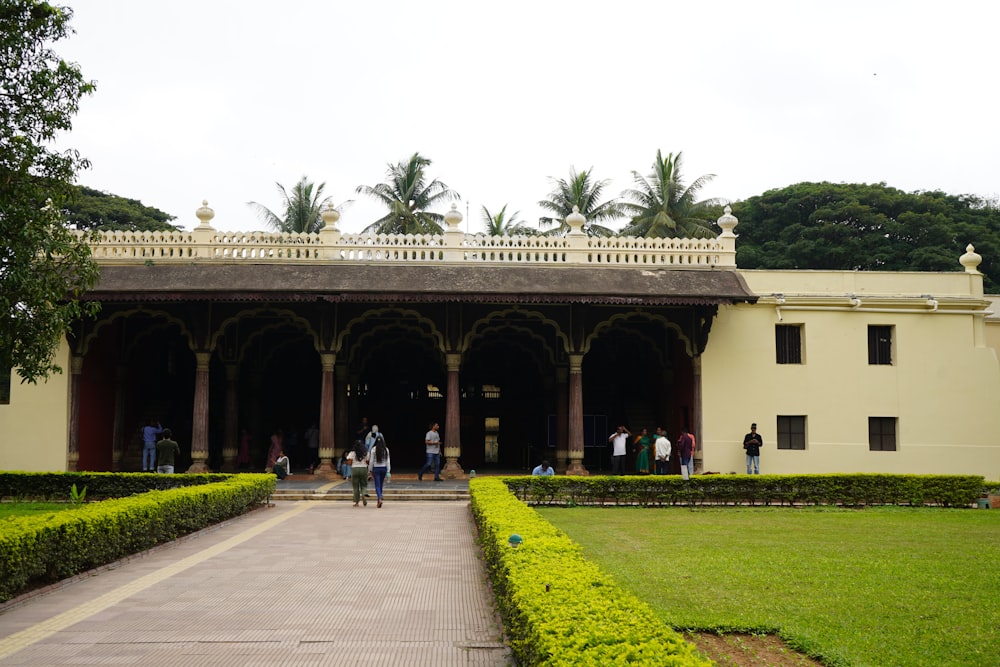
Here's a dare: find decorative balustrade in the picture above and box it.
[80,201,740,269]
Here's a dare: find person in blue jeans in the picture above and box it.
[367,433,391,508]
[141,419,163,472]
[418,422,441,481]
[743,423,762,474]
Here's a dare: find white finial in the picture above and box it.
[445,203,463,231]
[566,205,585,235]
[195,200,215,229]
[960,243,982,273]
[320,201,340,231]
[717,205,738,238]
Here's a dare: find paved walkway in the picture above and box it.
[0,499,512,666]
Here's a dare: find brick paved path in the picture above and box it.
[0,501,511,666]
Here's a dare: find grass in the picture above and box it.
[536,506,1000,667]
[0,502,81,520]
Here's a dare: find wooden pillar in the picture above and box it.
[565,353,589,475]
[66,354,84,471]
[335,362,349,459]
[187,351,211,472]
[315,353,337,474]
[221,363,239,471]
[441,352,465,478]
[111,364,127,470]
[555,366,569,474]
[692,354,703,474]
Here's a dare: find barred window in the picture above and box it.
[868,417,897,451]
[777,416,806,450]
[775,325,802,364]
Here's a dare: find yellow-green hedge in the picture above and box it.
[0,474,274,602]
[470,477,711,666]
[503,473,985,508]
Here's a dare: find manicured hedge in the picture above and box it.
[0,474,274,602]
[470,477,711,667]
[0,471,233,501]
[503,474,984,508]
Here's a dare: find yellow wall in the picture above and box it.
[701,271,1000,477]
[0,340,70,471]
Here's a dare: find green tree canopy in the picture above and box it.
[247,176,345,234]
[1,1,100,383]
[620,150,720,238]
[64,186,178,231]
[480,204,537,236]
[731,182,1000,291]
[538,167,624,237]
[356,152,459,235]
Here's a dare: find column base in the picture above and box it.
[565,461,590,476]
[441,459,465,479]
[186,460,211,473]
[314,460,336,475]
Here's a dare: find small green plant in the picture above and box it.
[69,483,87,504]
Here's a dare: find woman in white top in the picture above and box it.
[367,433,391,508]
[346,440,369,506]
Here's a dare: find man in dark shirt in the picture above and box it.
[743,423,763,474]
[155,429,180,474]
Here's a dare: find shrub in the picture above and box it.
[470,477,711,666]
[504,474,983,508]
[0,474,274,602]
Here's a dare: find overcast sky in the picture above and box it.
[58,0,998,234]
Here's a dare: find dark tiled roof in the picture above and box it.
[86,264,758,306]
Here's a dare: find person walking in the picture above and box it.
[141,419,163,472]
[367,432,391,508]
[743,422,763,474]
[347,440,369,506]
[608,425,630,475]
[418,422,442,481]
[677,428,694,480]
[653,427,671,475]
[155,428,180,474]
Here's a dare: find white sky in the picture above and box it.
[58,0,999,234]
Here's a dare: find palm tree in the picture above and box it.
[356,152,459,235]
[247,177,346,233]
[620,150,721,238]
[481,204,537,236]
[537,167,624,237]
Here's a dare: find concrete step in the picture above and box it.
[270,485,469,502]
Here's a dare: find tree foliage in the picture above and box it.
[64,186,178,231]
[247,176,344,234]
[356,152,459,235]
[480,204,536,236]
[731,182,1000,291]
[620,150,721,238]
[538,167,624,237]
[1,1,100,383]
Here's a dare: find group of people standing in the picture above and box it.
[609,422,765,477]
[348,419,392,508]
[608,425,696,479]
[140,419,180,473]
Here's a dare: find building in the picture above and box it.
[2,203,999,478]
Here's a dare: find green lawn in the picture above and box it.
[537,506,1000,667]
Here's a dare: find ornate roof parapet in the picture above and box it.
[81,200,741,269]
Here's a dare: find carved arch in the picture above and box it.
[584,311,694,358]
